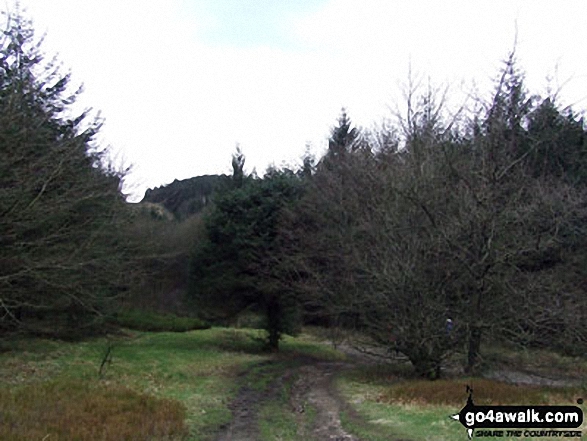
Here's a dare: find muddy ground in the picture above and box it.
[213,343,583,441]
[213,340,416,441]
[214,356,366,441]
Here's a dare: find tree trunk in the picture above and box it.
[266,296,282,351]
[466,325,482,373]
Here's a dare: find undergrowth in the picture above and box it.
[0,380,188,441]
[377,378,582,406]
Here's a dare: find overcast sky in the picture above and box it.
[12,0,587,201]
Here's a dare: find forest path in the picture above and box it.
[214,356,365,441]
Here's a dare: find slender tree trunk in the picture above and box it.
[466,283,485,373]
[466,325,482,373]
[266,296,282,351]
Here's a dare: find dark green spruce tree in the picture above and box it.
[324,108,358,165]
[189,156,304,350]
[0,11,132,338]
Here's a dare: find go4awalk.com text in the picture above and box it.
[474,429,582,438]
[451,387,583,439]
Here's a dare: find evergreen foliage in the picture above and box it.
[181,89,585,372]
[189,165,304,350]
[526,98,587,184]
[231,145,246,189]
[170,59,585,374]
[0,11,132,337]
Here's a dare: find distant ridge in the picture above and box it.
[141,175,229,219]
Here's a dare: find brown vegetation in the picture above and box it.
[377,378,580,406]
[0,380,188,441]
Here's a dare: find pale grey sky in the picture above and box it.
[13,0,587,201]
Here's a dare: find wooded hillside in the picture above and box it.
[142,175,229,219]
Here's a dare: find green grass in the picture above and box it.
[114,309,210,332]
[0,329,270,440]
[259,400,299,441]
[239,360,286,392]
[340,400,461,441]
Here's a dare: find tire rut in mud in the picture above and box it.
[290,361,361,441]
[215,360,285,441]
[215,357,364,441]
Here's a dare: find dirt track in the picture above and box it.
[215,357,362,441]
[290,361,360,441]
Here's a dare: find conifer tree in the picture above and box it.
[0,10,131,337]
[326,108,358,162]
[189,163,304,350]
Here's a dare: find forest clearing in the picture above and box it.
[1,326,585,440]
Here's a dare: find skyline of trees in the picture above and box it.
[188,54,587,374]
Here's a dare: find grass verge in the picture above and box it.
[480,342,587,380]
